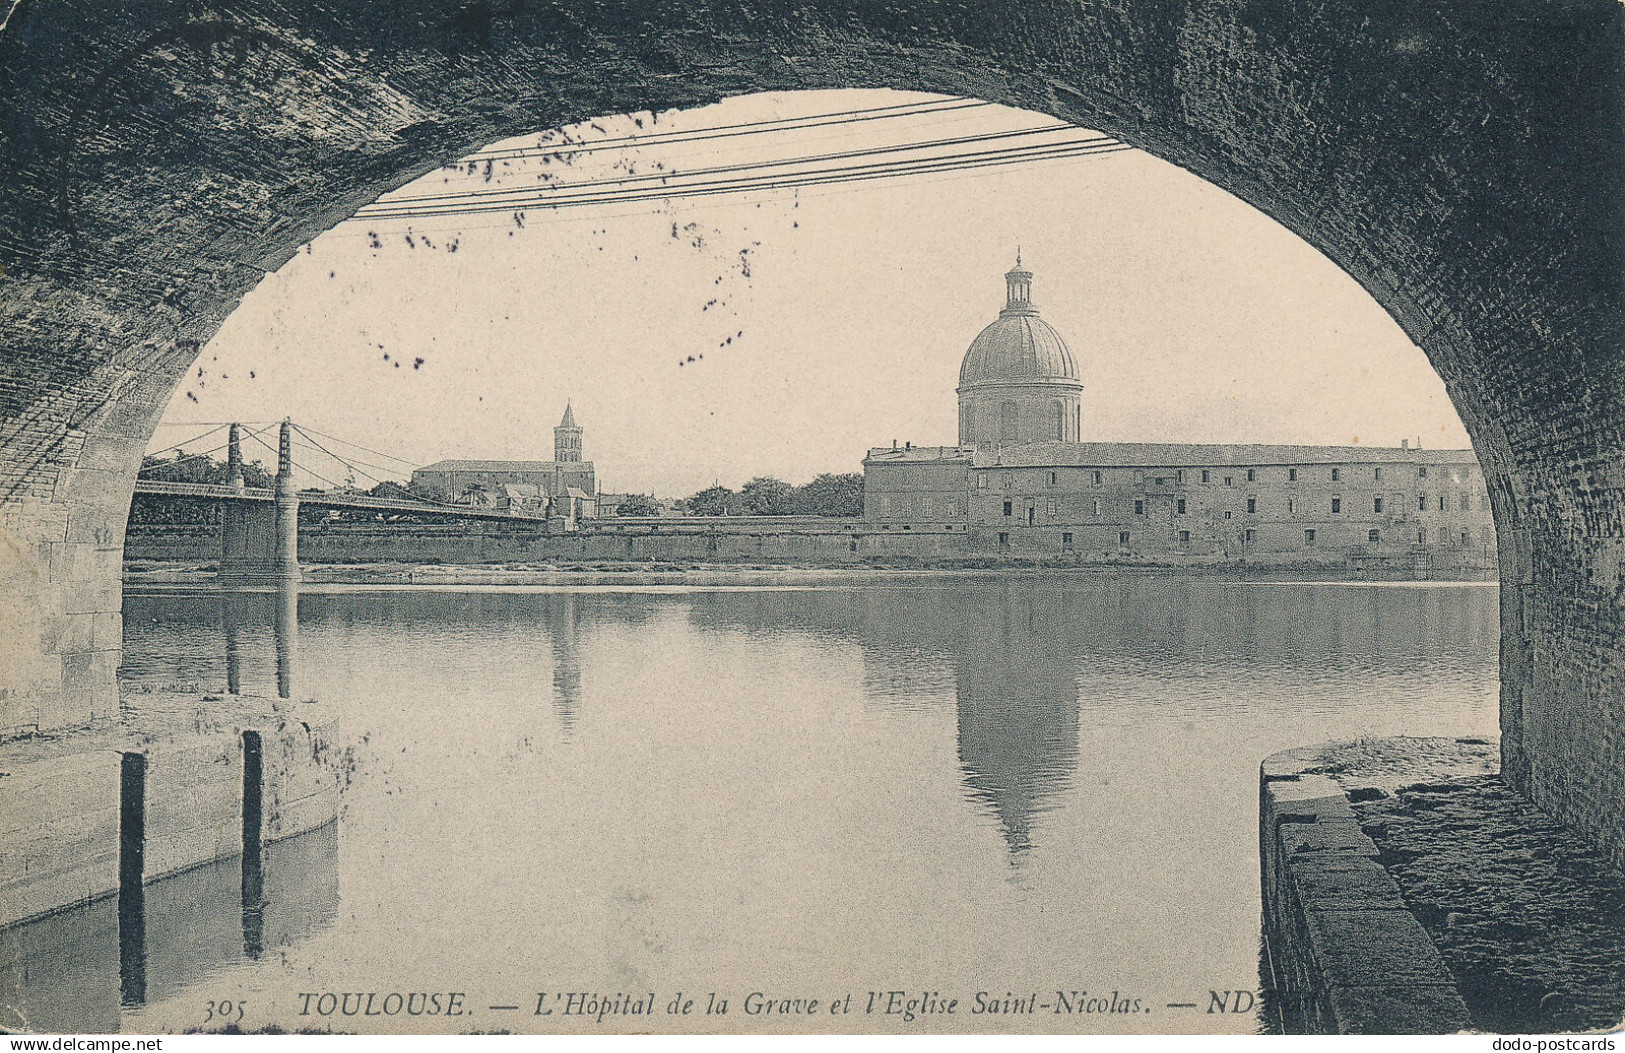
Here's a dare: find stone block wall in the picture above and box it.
[0,748,121,928]
[0,698,340,927]
[1259,755,1472,1034]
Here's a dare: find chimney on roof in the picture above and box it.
[893,439,898,450]
[1402,439,1410,451]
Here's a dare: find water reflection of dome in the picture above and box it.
[956,693,1080,857]
[683,586,1082,860]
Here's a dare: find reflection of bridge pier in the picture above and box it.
[546,594,582,734]
[218,421,301,588]
[220,583,300,700]
[0,822,340,1033]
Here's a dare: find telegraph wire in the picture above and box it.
[326,142,1137,241]
[369,122,1096,210]
[358,138,1132,220]
[460,97,988,163]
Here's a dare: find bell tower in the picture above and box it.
[554,401,583,463]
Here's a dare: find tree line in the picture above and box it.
[679,473,863,517]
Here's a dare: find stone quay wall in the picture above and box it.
[124,520,1495,575]
[0,697,341,929]
[1259,749,1472,1034]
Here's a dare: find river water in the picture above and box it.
[17,574,1502,1033]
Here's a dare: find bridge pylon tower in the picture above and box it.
[217,420,302,587]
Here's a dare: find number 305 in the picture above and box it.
[204,1000,246,1025]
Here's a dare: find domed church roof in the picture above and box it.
[958,257,1079,388]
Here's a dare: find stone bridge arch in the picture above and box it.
[0,0,1620,861]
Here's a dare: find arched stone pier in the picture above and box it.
[0,1,1620,862]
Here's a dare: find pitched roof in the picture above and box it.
[416,459,559,473]
[865,442,1480,468]
[974,441,1479,468]
[415,459,594,473]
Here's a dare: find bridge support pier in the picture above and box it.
[219,422,301,588]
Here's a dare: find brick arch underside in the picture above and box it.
[0,0,1620,863]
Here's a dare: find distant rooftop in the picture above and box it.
[865,442,1479,468]
[416,459,594,473]
[864,445,976,463]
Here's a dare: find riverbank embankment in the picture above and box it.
[1261,737,1625,1034]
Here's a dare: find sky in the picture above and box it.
[153,90,1474,498]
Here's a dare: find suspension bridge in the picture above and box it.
[136,419,554,584]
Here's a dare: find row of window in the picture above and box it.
[998,494,1484,518]
[998,526,1494,550]
[978,465,1476,488]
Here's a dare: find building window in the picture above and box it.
[1177,498,1186,514]
[1247,497,1257,513]
[1176,470,1185,484]
[1093,470,1103,486]
[1460,494,1471,511]
[1224,511,1232,519]
[1179,530,1191,545]
[1289,468,1298,482]
[1092,498,1101,517]
[1419,466,1429,478]
[1046,497,1057,516]
[1053,400,1067,441]
[1048,471,1058,486]
[1374,496,1384,513]
[1461,530,1470,546]
[1003,499,1013,517]
[1331,497,1342,514]
[1246,469,1256,482]
[1000,401,1018,443]
[1134,499,1145,515]
[1002,477,1013,490]
[1201,469,1211,483]
[1244,528,1256,545]
[1419,527,1428,544]
[1119,531,1131,545]
[1304,528,1316,544]
[1369,528,1381,543]
[1331,468,1341,482]
[1287,497,1296,515]
[977,474,988,489]
[998,532,1009,550]
[1374,467,1383,481]
[1062,532,1074,549]
[1419,494,1427,511]
[1224,476,1233,486]
[921,496,933,516]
